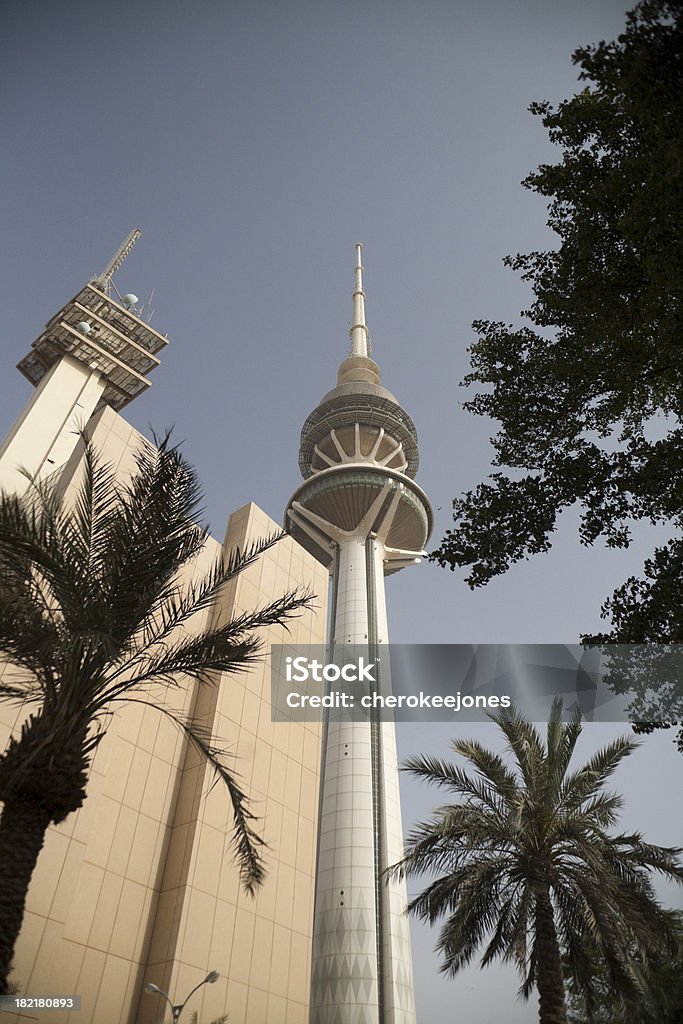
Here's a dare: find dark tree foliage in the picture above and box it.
[433,2,683,736]
[564,913,683,1024]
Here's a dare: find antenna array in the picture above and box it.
[92,228,141,294]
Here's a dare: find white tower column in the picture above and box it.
[315,535,380,1020]
[299,515,418,1024]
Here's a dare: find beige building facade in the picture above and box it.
[0,280,328,1023]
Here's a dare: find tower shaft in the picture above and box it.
[309,521,416,1024]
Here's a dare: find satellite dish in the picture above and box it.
[122,293,138,307]
[75,321,92,335]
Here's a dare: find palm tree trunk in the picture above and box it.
[534,888,568,1024]
[0,799,52,994]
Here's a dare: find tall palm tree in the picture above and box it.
[0,434,313,992]
[389,700,683,1024]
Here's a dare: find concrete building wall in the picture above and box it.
[0,396,328,1024]
[138,502,328,1024]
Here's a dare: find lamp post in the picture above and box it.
[144,970,219,1024]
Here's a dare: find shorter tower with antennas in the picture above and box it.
[17,228,166,410]
[1,230,168,495]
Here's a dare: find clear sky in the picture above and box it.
[2,1,681,1021]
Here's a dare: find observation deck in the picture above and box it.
[286,244,432,574]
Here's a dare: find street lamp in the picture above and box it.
[144,970,219,1024]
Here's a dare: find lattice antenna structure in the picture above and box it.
[92,228,141,295]
[17,229,168,411]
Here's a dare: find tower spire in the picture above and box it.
[349,242,368,357]
[337,243,380,386]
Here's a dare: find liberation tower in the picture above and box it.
[286,245,433,1024]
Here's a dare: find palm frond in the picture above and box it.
[0,491,81,640]
[562,736,641,810]
[491,703,545,789]
[480,884,529,967]
[545,699,583,804]
[100,588,314,702]
[0,681,42,704]
[123,532,291,658]
[449,738,520,807]
[401,753,509,819]
[114,697,265,893]
[435,859,510,975]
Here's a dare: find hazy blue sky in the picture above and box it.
[2,1,681,1021]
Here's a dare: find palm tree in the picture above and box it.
[0,434,313,992]
[389,699,683,1024]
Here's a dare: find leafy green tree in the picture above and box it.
[433,2,683,732]
[583,557,683,750]
[0,436,312,993]
[389,700,683,1024]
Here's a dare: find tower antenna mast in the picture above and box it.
[93,228,141,295]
